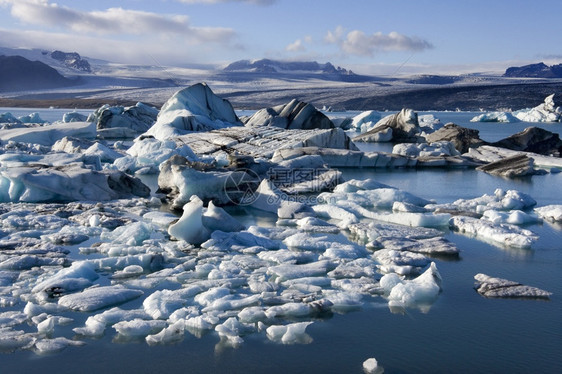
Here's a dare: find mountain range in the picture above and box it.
[504,62,562,78]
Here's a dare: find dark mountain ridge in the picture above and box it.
[0,55,77,92]
[504,62,562,78]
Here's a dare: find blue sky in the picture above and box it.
[0,0,561,75]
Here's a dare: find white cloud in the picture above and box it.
[3,0,235,42]
[286,39,305,52]
[325,27,433,56]
[0,27,222,65]
[176,0,276,4]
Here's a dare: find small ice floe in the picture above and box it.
[450,216,538,249]
[470,111,519,123]
[215,317,255,346]
[0,328,36,352]
[363,357,384,374]
[58,285,144,312]
[481,209,541,225]
[113,318,167,338]
[167,196,210,244]
[266,321,313,344]
[374,249,430,276]
[534,204,562,222]
[428,188,536,215]
[350,110,382,133]
[381,262,442,312]
[32,261,99,299]
[392,141,460,157]
[143,287,203,319]
[145,320,185,345]
[474,273,552,299]
[33,337,85,355]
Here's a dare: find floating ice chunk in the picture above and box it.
[379,273,403,293]
[392,141,460,157]
[0,328,35,351]
[450,216,538,248]
[513,94,561,122]
[58,285,144,312]
[363,357,384,374]
[351,110,382,132]
[63,111,88,123]
[481,209,541,225]
[18,112,46,124]
[0,121,96,146]
[246,179,283,214]
[319,187,430,210]
[429,188,536,214]
[535,204,562,222]
[386,262,442,309]
[215,317,254,346]
[146,83,242,140]
[37,316,55,335]
[146,320,185,345]
[470,112,520,123]
[32,261,99,296]
[268,260,332,282]
[143,286,203,319]
[367,211,451,228]
[418,114,444,133]
[34,337,85,354]
[0,311,28,328]
[265,302,312,318]
[0,255,65,270]
[195,287,231,307]
[100,221,153,246]
[203,294,261,312]
[237,306,268,323]
[266,321,313,344]
[312,204,359,228]
[72,316,106,337]
[112,265,145,279]
[474,273,552,299]
[184,314,219,332]
[202,201,245,232]
[333,178,391,193]
[142,211,178,228]
[374,249,430,275]
[168,196,210,244]
[113,318,167,337]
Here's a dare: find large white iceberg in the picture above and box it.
[513,94,561,122]
[146,83,242,140]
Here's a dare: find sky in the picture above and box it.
[0,0,561,76]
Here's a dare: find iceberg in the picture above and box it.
[146,83,242,140]
[513,94,561,122]
[243,99,334,129]
[0,121,96,146]
[534,204,562,222]
[385,262,442,310]
[474,273,552,298]
[266,321,313,344]
[167,196,210,244]
[58,286,144,312]
[450,216,538,249]
[470,112,519,123]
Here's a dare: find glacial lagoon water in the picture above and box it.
[0,109,561,373]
